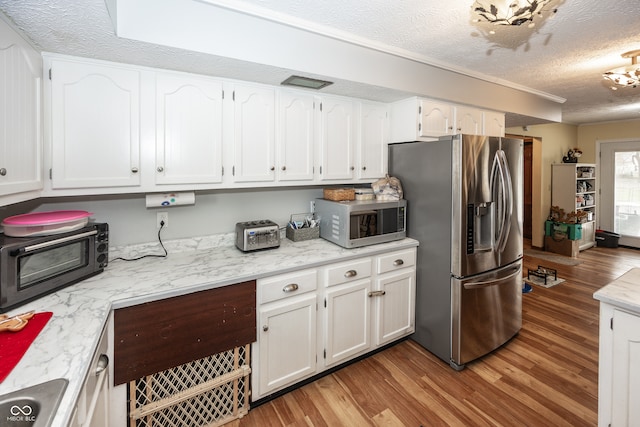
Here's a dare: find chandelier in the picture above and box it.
[603,50,640,89]
[472,0,558,30]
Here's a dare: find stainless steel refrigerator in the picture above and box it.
[389,134,523,370]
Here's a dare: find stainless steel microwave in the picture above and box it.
[315,199,406,248]
[0,223,109,313]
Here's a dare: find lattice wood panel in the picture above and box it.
[129,345,250,427]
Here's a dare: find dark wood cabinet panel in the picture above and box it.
[114,280,256,385]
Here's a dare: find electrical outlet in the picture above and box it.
[157,212,169,228]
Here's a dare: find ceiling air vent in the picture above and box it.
[281,75,333,90]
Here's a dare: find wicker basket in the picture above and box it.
[323,188,355,201]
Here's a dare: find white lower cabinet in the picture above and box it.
[70,325,109,427]
[252,248,416,401]
[598,302,640,427]
[323,258,373,366]
[324,278,372,366]
[252,269,318,400]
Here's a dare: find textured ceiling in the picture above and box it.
[1,0,639,127]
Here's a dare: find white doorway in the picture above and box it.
[598,139,640,248]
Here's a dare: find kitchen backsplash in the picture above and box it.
[0,187,323,247]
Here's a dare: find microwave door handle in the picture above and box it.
[12,230,98,256]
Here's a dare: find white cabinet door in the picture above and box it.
[483,110,506,137]
[324,278,371,366]
[155,73,223,185]
[359,101,388,180]
[0,20,42,198]
[50,59,140,189]
[455,105,483,135]
[419,99,454,137]
[277,91,315,182]
[232,84,275,182]
[611,308,640,426]
[373,270,415,346]
[257,293,317,397]
[318,97,355,180]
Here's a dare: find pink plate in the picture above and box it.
[2,210,93,226]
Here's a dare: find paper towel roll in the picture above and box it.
[145,192,195,208]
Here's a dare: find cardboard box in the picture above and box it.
[544,235,579,258]
[544,221,582,240]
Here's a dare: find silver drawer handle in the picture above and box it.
[368,290,386,297]
[282,283,299,293]
[344,270,357,278]
[393,259,404,267]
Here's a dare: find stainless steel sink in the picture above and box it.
[0,379,68,427]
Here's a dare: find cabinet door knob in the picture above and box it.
[131,167,138,174]
[281,166,287,171]
[0,168,6,176]
[362,166,367,171]
[282,283,299,293]
[393,259,404,267]
[263,325,269,332]
[350,166,355,171]
[270,166,275,171]
[344,270,357,278]
[157,166,164,173]
[95,354,109,376]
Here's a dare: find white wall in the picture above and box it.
[0,187,323,247]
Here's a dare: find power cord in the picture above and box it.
[112,220,168,262]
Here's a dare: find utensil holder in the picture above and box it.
[286,213,320,242]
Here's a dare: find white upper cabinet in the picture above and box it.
[318,96,356,181]
[390,97,506,141]
[0,18,42,203]
[50,58,141,189]
[155,73,223,185]
[231,84,276,183]
[358,101,389,180]
[277,90,315,182]
[455,105,483,135]
[419,99,454,137]
[483,110,506,137]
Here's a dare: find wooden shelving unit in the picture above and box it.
[551,163,597,250]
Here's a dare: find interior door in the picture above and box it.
[599,139,640,248]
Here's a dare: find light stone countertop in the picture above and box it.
[593,267,640,314]
[0,233,419,427]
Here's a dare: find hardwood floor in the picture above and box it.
[233,243,640,427]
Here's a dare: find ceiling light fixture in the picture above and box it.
[281,75,333,90]
[472,0,558,33]
[603,50,640,89]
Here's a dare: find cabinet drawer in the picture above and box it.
[377,249,416,274]
[325,258,372,287]
[259,269,317,304]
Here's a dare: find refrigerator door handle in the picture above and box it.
[496,150,514,253]
[462,264,521,290]
[491,150,514,253]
